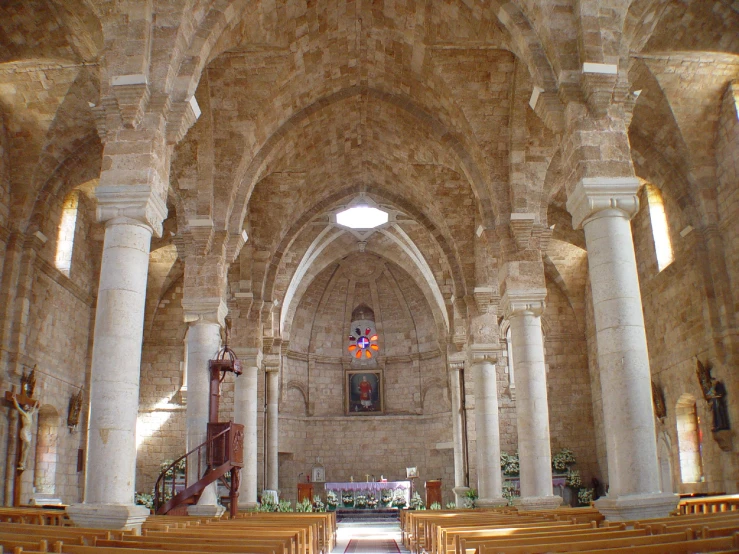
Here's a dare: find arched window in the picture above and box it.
[646,184,674,272]
[55,191,79,277]
[676,394,703,484]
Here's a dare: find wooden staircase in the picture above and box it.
[154,421,244,516]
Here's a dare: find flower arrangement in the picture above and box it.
[445,502,457,509]
[341,490,354,507]
[429,502,441,510]
[367,493,379,509]
[259,494,278,512]
[410,491,425,510]
[135,492,154,510]
[502,485,520,505]
[277,499,294,512]
[296,498,313,512]
[313,495,326,513]
[355,494,368,508]
[326,490,339,508]
[551,448,576,472]
[380,489,393,505]
[577,488,594,506]
[159,458,186,478]
[565,469,582,489]
[392,488,407,508]
[500,452,520,476]
[464,488,478,509]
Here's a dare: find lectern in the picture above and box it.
[298,483,314,503]
[425,479,442,507]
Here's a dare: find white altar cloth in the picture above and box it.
[325,481,411,505]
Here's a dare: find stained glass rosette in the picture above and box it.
[348,327,379,359]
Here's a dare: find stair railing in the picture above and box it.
[153,424,234,513]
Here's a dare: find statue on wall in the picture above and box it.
[651,381,667,422]
[67,389,83,430]
[12,396,38,471]
[696,358,730,432]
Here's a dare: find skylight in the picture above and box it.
[336,206,389,229]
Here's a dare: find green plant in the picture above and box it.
[500,452,520,476]
[552,448,576,472]
[295,498,313,512]
[380,489,393,504]
[326,490,338,507]
[367,493,379,508]
[134,492,154,510]
[341,490,354,506]
[159,458,186,478]
[577,488,594,506]
[410,491,425,510]
[312,495,326,512]
[258,494,278,512]
[277,499,294,512]
[429,502,441,510]
[355,494,368,508]
[392,488,407,508]
[502,485,520,505]
[464,488,478,508]
[445,502,457,509]
[565,469,582,488]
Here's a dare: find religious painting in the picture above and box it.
[346,370,383,415]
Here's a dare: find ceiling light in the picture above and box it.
[336,206,389,229]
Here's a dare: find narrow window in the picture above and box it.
[646,184,674,272]
[676,394,703,484]
[55,191,79,277]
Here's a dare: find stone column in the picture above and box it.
[449,359,469,507]
[503,289,562,511]
[470,348,507,507]
[234,348,261,510]
[567,177,678,519]
[182,298,226,517]
[264,360,280,494]
[68,188,166,530]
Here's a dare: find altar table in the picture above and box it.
[325,481,411,505]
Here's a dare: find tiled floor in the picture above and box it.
[332,522,410,554]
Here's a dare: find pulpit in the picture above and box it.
[298,483,313,503]
[425,479,442,507]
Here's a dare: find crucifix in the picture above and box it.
[5,369,40,506]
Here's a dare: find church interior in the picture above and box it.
[0,0,738,535]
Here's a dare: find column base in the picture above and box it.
[237,501,259,511]
[187,504,226,517]
[594,492,679,521]
[67,503,149,532]
[452,487,469,508]
[515,496,563,511]
[476,496,509,508]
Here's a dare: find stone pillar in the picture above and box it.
[503,289,561,511]
[449,359,469,507]
[182,299,226,517]
[567,177,678,519]
[234,348,261,510]
[470,349,507,507]
[265,361,279,494]
[68,188,166,530]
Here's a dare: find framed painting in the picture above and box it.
[346,370,383,415]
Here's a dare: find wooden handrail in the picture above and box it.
[153,425,233,513]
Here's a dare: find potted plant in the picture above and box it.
[409,492,425,510]
[326,490,338,511]
[392,488,407,509]
[341,490,354,507]
[380,488,393,507]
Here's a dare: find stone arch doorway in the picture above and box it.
[32,405,61,504]
[675,394,703,488]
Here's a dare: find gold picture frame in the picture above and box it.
[345,370,383,415]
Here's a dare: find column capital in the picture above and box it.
[469,344,499,365]
[566,177,640,230]
[232,347,262,369]
[182,297,227,327]
[448,353,465,373]
[263,354,280,373]
[501,289,547,319]
[96,185,167,237]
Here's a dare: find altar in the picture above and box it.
[325,481,411,507]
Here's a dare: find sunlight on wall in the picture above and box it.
[55,191,79,276]
[646,184,674,272]
[676,394,703,484]
[136,398,176,449]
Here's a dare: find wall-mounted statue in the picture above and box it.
[651,381,666,422]
[67,389,83,430]
[696,359,730,432]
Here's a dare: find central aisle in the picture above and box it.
[332,522,411,554]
